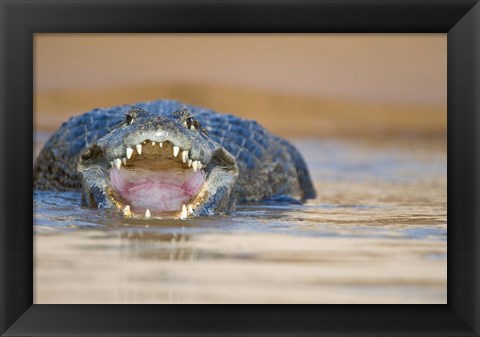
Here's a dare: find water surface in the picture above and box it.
[34,138,447,304]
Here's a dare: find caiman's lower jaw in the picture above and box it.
[108,140,208,219]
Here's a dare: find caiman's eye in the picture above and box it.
[184,117,197,130]
[125,113,134,125]
[183,117,208,135]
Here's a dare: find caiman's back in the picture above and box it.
[33,100,316,205]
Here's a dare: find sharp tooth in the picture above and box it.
[143,141,147,144]
[152,141,156,146]
[159,142,163,147]
[122,157,127,166]
[110,161,114,167]
[145,209,151,219]
[182,151,188,163]
[188,205,193,214]
[180,204,188,219]
[190,125,196,131]
[198,162,203,170]
[126,147,133,159]
[114,158,122,170]
[192,160,198,172]
[173,146,180,157]
[123,205,131,217]
[136,144,142,155]
[188,159,192,167]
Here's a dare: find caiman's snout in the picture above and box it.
[78,107,238,219]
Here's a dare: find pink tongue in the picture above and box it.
[110,167,205,212]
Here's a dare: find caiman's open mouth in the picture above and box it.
[108,140,208,219]
[77,107,239,218]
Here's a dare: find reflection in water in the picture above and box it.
[34,138,447,303]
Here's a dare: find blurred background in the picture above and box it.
[34,34,446,139]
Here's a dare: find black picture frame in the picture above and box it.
[1,0,479,336]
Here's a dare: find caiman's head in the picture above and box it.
[77,107,238,219]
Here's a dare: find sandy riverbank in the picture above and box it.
[35,83,446,139]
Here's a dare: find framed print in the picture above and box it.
[1,0,479,336]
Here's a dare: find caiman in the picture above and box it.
[33,100,316,219]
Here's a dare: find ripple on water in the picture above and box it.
[33,138,447,304]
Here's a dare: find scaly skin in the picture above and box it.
[33,100,316,216]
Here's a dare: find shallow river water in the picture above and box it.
[34,137,447,304]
